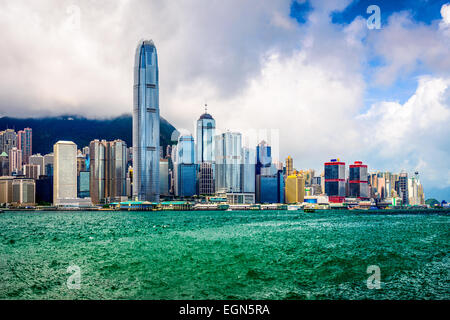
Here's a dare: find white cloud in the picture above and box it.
[359,77,450,187]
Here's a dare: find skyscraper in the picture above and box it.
[324,159,346,203]
[53,141,77,205]
[285,173,305,204]
[397,171,409,205]
[199,162,214,195]
[256,141,272,176]
[17,128,32,165]
[89,139,127,204]
[8,147,22,175]
[133,40,160,202]
[214,131,242,193]
[176,134,197,197]
[349,161,369,199]
[241,147,255,193]
[196,106,215,164]
[285,156,293,177]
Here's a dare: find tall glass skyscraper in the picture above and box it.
[214,132,242,193]
[133,40,160,202]
[196,107,215,164]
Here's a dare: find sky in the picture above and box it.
[0,0,449,200]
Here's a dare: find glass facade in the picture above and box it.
[178,164,197,197]
[214,132,242,193]
[78,171,90,198]
[133,40,160,202]
[196,113,215,163]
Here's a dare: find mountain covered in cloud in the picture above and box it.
[0,114,177,155]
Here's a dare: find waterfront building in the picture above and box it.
[349,161,369,199]
[396,171,409,205]
[0,176,14,204]
[214,131,242,193]
[224,192,255,204]
[199,162,214,195]
[241,147,256,193]
[285,173,305,204]
[196,106,216,164]
[159,159,169,196]
[285,156,293,177]
[178,163,197,197]
[408,173,425,205]
[36,175,53,204]
[17,128,32,164]
[23,164,40,180]
[12,178,35,206]
[0,152,8,176]
[53,141,77,205]
[256,170,285,203]
[89,139,127,204]
[8,147,22,175]
[0,129,17,155]
[29,154,45,176]
[133,39,160,202]
[174,134,197,197]
[324,159,346,203]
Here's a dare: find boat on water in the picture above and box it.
[303,208,316,213]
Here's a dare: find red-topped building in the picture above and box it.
[324,159,346,203]
[349,161,369,199]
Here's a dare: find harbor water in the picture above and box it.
[0,210,448,299]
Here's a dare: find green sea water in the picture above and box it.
[0,210,448,300]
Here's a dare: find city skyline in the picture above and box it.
[0,1,449,200]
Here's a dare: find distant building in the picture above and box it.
[17,128,32,164]
[285,174,305,204]
[89,139,127,204]
[349,161,369,199]
[77,171,90,198]
[36,175,53,204]
[199,162,214,195]
[178,163,197,197]
[396,171,409,205]
[12,178,35,206]
[324,159,346,203]
[77,154,87,175]
[196,107,215,164]
[0,152,9,176]
[0,176,14,204]
[256,171,285,203]
[241,147,255,194]
[43,153,54,176]
[159,159,169,196]
[0,129,17,155]
[285,156,293,177]
[256,141,273,176]
[8,147,22,175]
[53,141,77,205]
[24,164,40,180]
[29,154,45,176]
[215,132,242,193]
